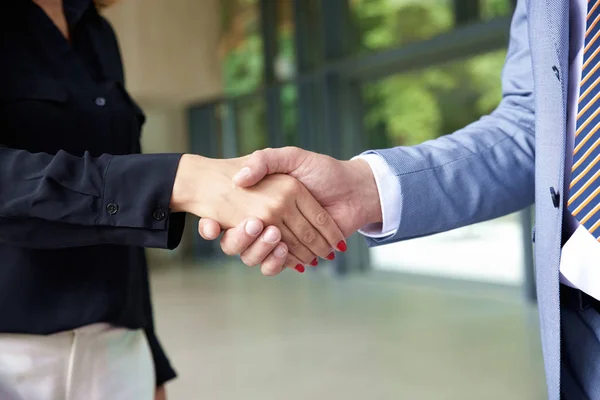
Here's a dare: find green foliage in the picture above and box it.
[223,35,264,97]
[355,0,510,147]
[236,98,267,155]
[481,0,513,19]
[354,0,453,50]
[221,0,513,153]
[363,49,507,147]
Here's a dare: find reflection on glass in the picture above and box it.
[212,104,225,159]
[275,0,296,81]
[221,0,264,96]
[363,49,507,148]
[350,0,454,52]
[235,97,267,156]
[480,0,515,19]
[281,84,298,146]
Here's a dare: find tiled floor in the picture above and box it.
[150,263,547,400]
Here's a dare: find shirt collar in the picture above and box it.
[63,0,93,26]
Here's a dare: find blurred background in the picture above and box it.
[103,0,544,398]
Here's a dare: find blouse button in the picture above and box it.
[106,203,119,215]
[95,97,106,107]
[152,208,166,221]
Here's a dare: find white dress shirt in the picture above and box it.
[359,0,600,301]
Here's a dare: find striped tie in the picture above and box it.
[569,0,600,237]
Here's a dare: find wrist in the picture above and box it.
[170,154,201,213]
[170,154,245,216]
[344,158,382,229]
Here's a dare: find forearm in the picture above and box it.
[363,105,535,245]
[0,147,185,249]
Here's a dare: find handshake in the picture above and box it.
[170,147,383,275]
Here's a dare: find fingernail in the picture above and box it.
[310,258,318,267]
[233,167,251,183]
[336,241,347,252]
[244,219,261,236]
[326,252,335,260]
[295,265,305,273]
[274,245,287,258]
[200,224,209,237]
[263,227,280,243]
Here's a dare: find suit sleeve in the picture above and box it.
[0,147,186,249]
[365,0,535,245]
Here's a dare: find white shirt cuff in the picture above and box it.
[353,154,400,238]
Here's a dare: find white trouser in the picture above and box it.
[0,323,154,400]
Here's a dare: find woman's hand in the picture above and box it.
[155,386,166,400]
[170,155,345,274]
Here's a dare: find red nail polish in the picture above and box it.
[295,265,305,273]
[337,241,347,252]
[326,252,335,260]
[310,258,318,267]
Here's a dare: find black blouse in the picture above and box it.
[0,0,186,386]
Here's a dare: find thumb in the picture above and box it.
[232,147,308,188]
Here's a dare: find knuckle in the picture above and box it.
[259,210,277,224]
[250,149,266,165]
[316,211,329,226]
[254,148,271,160]
[301,229,317,245]
[278,177,299,195]
[221,245,236,256]
[270,197,286,210]
[261,263,281,276]
[287,240,301,252]
[240,254,258,267]
[287,178,303,194]
[221,236,242,256]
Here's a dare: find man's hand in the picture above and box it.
[199,147,383,262]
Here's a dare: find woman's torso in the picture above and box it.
[0,0,150,334]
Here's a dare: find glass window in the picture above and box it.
[281,84,298,146]
[235,96,267,155]
[221,0,264,96]
[480,0,515,19]
[274,0,297,82]
[363,49,507,148]
[350,0,455,53]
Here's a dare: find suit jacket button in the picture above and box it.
[549,187,560,208]
[152,209,166,221]
[106,203,119,215]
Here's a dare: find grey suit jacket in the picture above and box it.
[366,0,568,398]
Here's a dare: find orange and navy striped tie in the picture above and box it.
[568,0,600,237]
